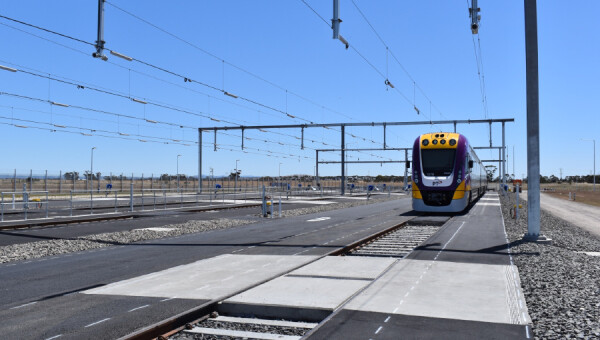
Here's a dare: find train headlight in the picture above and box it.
[422,139,429,146]
[457,178,461,184]
[432,139,438,145]
[415,178,419,184]
[449,139,456,146]
[440,139,446,145]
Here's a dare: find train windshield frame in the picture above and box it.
[421,149,456,177]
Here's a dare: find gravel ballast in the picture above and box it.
[0,218,253,264]
[500,193,600,339]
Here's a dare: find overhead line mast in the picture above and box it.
[92,0,107,61]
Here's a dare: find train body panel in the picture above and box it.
[411,132,487,213]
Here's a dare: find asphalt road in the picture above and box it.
[0,198,412,339]
[0,194,392,246]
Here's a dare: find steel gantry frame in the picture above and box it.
[198,118,514,195]
[315,148,411,189]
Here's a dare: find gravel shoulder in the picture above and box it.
[500,193,600,339]
[0,197,400,264]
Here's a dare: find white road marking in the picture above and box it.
[307,217,331,222]
[45,335,62,340]
[84,318,111,328]
[160,297,176,302]
[384,316,391,323]
[11,301,37,309]
[375,326,383,334]
[128,304,149,312]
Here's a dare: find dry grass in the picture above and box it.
[538,183,600,207]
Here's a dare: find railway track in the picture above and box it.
[125,215,449,340]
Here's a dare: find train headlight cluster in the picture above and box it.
[440,139,446,145]
[449,139,456,146]
[432,140,438,145]
[422,139,429,146]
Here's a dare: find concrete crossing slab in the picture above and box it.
[225,276,369,310]
[289,256,395,280]
[83,254,319,300]
[345,258,530,325]
[223,256,396,312]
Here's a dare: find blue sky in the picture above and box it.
[0,1,598,179]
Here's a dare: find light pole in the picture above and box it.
[90,147,96,192]
[177,154,181,192]
[234,159,240,192]
[209,167,214,192]
[279,162,282,191]
[581,139,596,191]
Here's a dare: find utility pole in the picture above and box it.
[177,154,181,192]
[469,0,481,34]
[279,163,282,191]
[90,147,96,192]
[523,0,548,243]
[235,159,240,193]
[332,0,340,39]
[581,139,596,191]
[332,0,348,48]
[560,168,563,181]
[92,0,107,60]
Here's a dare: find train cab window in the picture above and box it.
[467,155,471,173]
[421,149,456,177]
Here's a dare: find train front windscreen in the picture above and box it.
[421,149,456,177]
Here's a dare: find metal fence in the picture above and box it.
[0,180,405,222]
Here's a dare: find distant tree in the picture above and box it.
[83,171,99,180]
[64,171,79,180]
[229,170,241,179]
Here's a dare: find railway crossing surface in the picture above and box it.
[0,193,532,339]
[309,192,532,339]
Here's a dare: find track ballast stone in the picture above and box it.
[500,193,600,339]
[0,218,253,263]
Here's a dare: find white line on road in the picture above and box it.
[128,304,150,312]
[307,217,331,222]
[11,301,37,309]
[45,335,62,340]
[160,297,176,302]
[84,318,111,328]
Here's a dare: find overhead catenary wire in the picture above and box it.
[350,0,447,120]
[1,58,385,151]
[0,13,401,151]
[297,0,429,122]
[106,0,387,144]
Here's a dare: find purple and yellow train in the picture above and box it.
[411,132,487,212]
